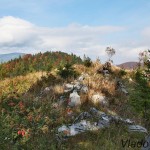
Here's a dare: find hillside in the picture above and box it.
[0,52,25,63]
[0,51,82,80]
[117,62,138,70]
[0,60,149,150]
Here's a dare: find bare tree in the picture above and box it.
[138,50,150,68]
[105,47,116,63]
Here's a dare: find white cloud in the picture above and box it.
[0,16,147,64]
[113,46,148,64]
[0,16,36,46]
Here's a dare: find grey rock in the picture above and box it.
[128,125,148,133]
[142,135,150,150]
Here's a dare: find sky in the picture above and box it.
[0,0,150,64]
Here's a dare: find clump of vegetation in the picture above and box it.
[103,61,112,73]
[83,55,92,67]
[118,69,127,77]
[129,50,150,128]
[57,62,79,79]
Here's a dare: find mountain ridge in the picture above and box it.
[0,52,25,63]
[117,61,138,70]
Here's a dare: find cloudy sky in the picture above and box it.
[0,0,150,64]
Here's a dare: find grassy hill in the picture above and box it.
[0,60,149,150]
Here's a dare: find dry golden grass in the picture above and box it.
[0,63,140,121]
[92,61,103,72]
[53,84,64,95]
[83,74,116,97]
[0,72,47,97]
[73,63,139,120]
[73,64,86,74]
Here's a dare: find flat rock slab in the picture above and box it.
[128,125,147,133]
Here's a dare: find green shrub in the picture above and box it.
[135,70,148,84]
[57,62,78,79]
[83,56,92,67]
[118,69,127,77]
[130,69,150,127]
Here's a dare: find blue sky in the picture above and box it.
[0,0,149,27]
[0,0,150,63]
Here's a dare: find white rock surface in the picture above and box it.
[91,94,107,106]
[68,91,81,107]
[64,84,74,92]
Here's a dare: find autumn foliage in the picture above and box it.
[0,51,82,79]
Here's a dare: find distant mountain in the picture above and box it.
[0,53,25,63]
[117,62,139,70]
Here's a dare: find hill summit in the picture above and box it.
[0,58,149,149]
[0,51,82,79]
